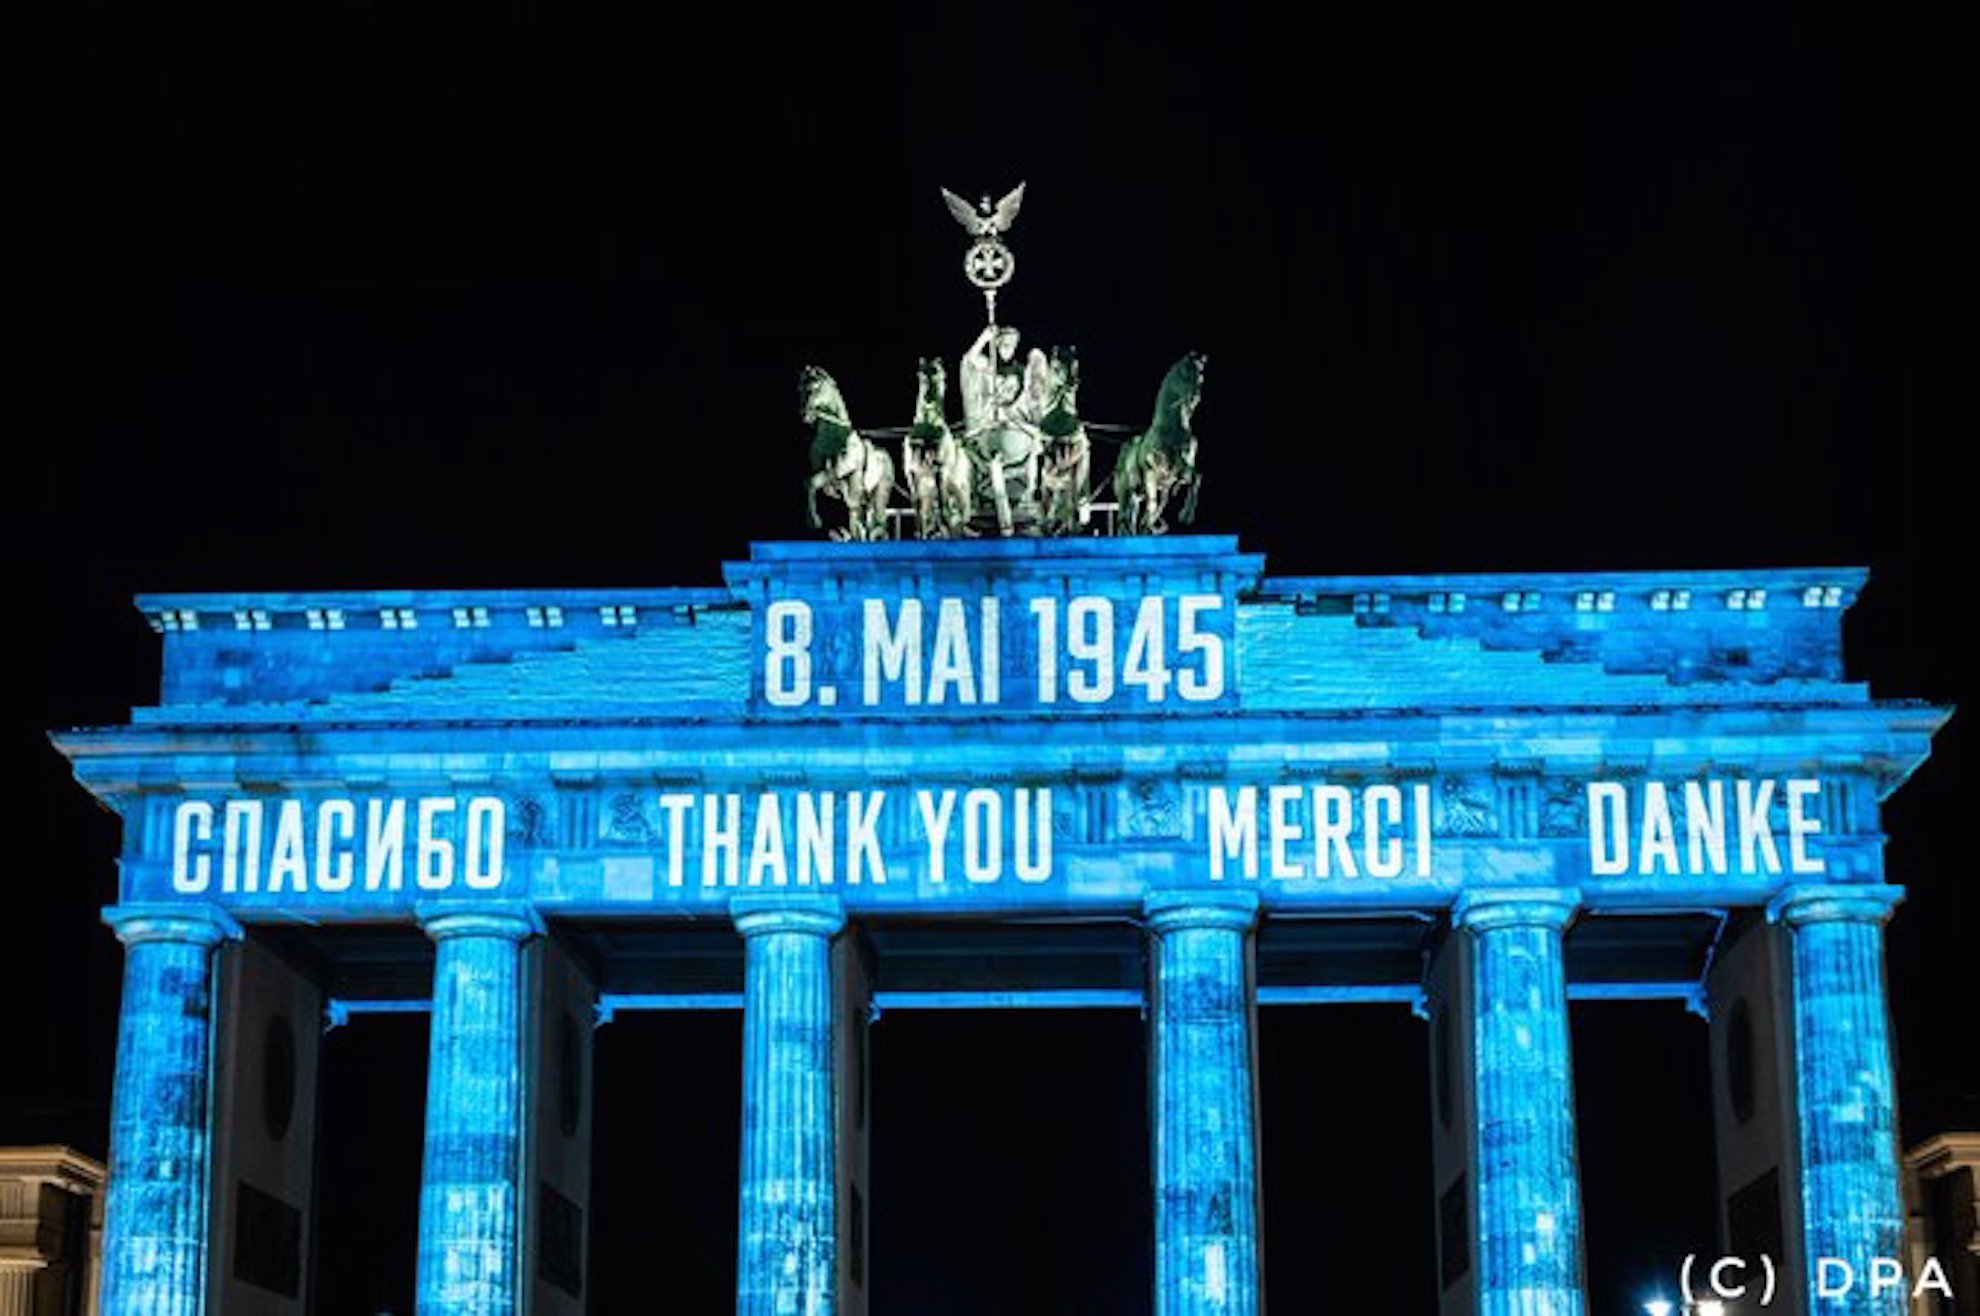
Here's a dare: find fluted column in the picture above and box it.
[733,895,844,1316]
[0,1267,37,1316]
[1769,885,1906,1314]
[416,905,542,1316]
[1453,888,1585,1316]
[98,904,240,1316]
[1145,890,1262,1316]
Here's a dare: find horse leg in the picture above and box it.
[988,460,1013,536]
[1145,471,1168,535]
[806,473,827,530]
[1113,454,1136,535]
[864,456,893,541]
[948,453,974,537]
[912,456,938,538]
[1073,443,1091,532]
[1021,450,1041,530]
[1180,471,1201,525]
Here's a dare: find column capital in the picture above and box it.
[101,903,241,948]
[416,901,544,942]
[1767,883,1904,928]
[1143,888,1260,934]
[1452,887,1581,933]
[731,894,845,939]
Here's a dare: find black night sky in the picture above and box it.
[20,5,1970,1313]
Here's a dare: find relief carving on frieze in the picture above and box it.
[1120,778,1182,839]
[508,795,554,847]
[1539,780,1587,838]
[606,792,652,844]
[1440,775,1498,837]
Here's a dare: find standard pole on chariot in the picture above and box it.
[942,183,1024,326]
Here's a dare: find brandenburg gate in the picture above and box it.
[49,184,1953,1315]
[52,537,1947,1314]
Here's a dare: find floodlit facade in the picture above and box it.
[0,1147,103,1314]
[50,537,1950,1314]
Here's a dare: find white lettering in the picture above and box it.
[463,798,503,890]
[164,794,511,897]
[763,600,813,707]
[1065,596,1114,702]
[1737,779,1781,873]
[223,799,263,894]
[365,799,405,891]
[1209,786,1257,880]
[796,794,835,886]
[1707,1256,1748,1299]
[1414,783,1432,876]
[315,800,355,891]
[1638,781,1679,875]
[703,793,741,887]
[1312,785,1357,878]
[1013,788,1051,883]
[1684,780,1728,875]
[267,799,308,892]
[864,599,922,705]
[1786,778,1825,874]
[1175,595,1225,701]
[926,598,977,705]
[1364,785,1404,878]
[415,797,456,891]
[172,801,214,894]
[1268,785,1304,879]
[658,794,694,888]
[1588,783,1629,875]
[979,597,1001,704]
[747,793,788,886]
[963,788,1001,883]
[847,790,886,884]
[917,790,957,884]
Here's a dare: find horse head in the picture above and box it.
[1040,346,1084,439]
[1050,346,1080,399]
[915,357,948,418]
[1152,352,1206,435]
[799,366,847,427]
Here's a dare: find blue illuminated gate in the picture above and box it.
[54,538,1947,1315]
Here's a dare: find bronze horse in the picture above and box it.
[1113,352,1205,535]
[1035,346,1091,536]
[902,358,974,538]
[801,366,894,542]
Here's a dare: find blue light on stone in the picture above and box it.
[1454,888,1586,1316]
[1769,885,1907,1315]
[1146,890,1262,1316]
[99,904,240,1316]
[415,905,542,1316]
[734,896,845,1316]
[51,542,1950,1310]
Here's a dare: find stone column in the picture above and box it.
[0,1267,36,1316]
[1145,890,1262,1316]
[1452,888,1586,1316]
[415,905,543,1316]
[1768,885,1906,1313]
[98,904,241,1316]
[733,896,845,1316]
